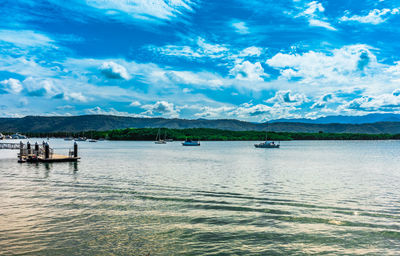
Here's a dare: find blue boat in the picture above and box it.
[182,139,200,146]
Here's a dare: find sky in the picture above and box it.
[1,0,400,121]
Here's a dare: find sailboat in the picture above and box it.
[89,131,97,142]
[64,132,74,141]
[154,128,166,144]
[164,131,173,142]
[254,123,279,148]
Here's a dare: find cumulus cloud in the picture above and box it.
[22,78,60,97]
[340,8,400,25]
[238,46,263,57]
[86,106,146,117]
[100,61,130,80]
[141,101,180,117]
[194,105,235,118]
[64,92,88,102]
[0,78,23,94]
[230,61,268,81]
[340,89,400,113]
[265,90,309,106]
[311,93,335,109]
[266,44,376,84]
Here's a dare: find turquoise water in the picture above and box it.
[1,139,400,255]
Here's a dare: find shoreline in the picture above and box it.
[2,127,400,141]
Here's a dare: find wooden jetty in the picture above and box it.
[0,141,80,163]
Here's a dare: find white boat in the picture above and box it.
[254,141,279,148]
[254,124,279,148]
[74,137,87,141]
[0,133,4,140]
[154,128,166,144]
[11,133,27,139]
[64,137,74,141]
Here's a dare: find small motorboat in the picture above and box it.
[89,139,97,143]
[64,137,74,141]
[254,141,280,148]
[182,139,200,146]
[74,137,87,141]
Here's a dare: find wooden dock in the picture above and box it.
[3,141,82,163]
[37,154,80,162]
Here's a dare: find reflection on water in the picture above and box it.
[0,139,400,255]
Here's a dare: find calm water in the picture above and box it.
[1,139,400,255]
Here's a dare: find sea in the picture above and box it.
[0,139,399,255]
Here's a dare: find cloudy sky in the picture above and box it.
[1,0,400,121]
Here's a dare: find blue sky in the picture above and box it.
[1,0,400,121]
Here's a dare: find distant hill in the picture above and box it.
[2,115,400,134]
[270,113,400,124]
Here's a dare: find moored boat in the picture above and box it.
[154,128,166,144]
[254,141,279,148]
[182,139,200,146]
[254,123,279,148]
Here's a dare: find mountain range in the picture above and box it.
[270,113,400,124]
[2,114,400,134]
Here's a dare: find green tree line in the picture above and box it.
[17,128,400,141]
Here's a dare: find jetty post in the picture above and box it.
[44,143,50,159]
[27,141,31,155]
[19,141,24,162]
[34,142,39,157]
[73,142,78,158]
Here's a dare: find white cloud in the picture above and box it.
[0,78,23,94]
[64,92,88,102]
[23,78,60,97]
[340,8,400,25]
[86,106,146,117]
[238,46,262,57]
[141,101,180,117]
[308,19,336,31]
[129,100,141,107]
[230,61,268,81]
[311,93,335,109]
[232,21,250,34]
[0,29,54,47]
[85,0,196,22]
[194,105,235,118]
[100,61,130,80]
[339,89,400,113]
[150,37,228,59]
[266,44,377,84]
[296,1,336,31]
[265,90,309,106]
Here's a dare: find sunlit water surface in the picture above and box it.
[1,139,400,255]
